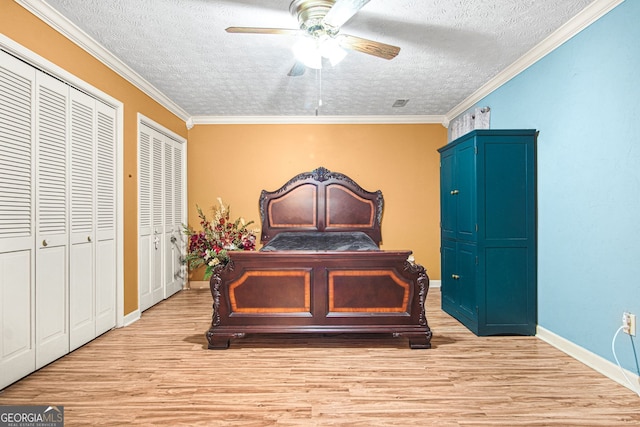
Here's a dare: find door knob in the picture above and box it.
[451,274,460,280]
[42,239,48,247]
[450,189,459,195]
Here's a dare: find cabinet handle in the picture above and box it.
[42,239,48,247]
[87,236,92,242]
[450,189,459,195]
[451,274,460,280]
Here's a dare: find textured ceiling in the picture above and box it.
[40,0,596,119]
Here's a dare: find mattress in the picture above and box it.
[260,231,380,252]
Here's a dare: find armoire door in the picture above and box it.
[34,72,69,369]
[439,148,456,241]
[441,240,477,328]
[440,239,458,309]
[441,140,477,243]
[454,141,476,242]
[456,242,477,323]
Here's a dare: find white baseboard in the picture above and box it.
[429,279,441,288]
[123,309,140,327]
[188,280,209,290]
[537,326,640,396]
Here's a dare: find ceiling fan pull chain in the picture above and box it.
[316,67,323,116]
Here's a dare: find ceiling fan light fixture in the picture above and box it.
[229,0,400,74]
[293,35,346,69]
[320,36,346,66]
[293,37,323,69]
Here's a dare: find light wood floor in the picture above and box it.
[1,288,638,426]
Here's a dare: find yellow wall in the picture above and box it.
[187,124,446,281]
[1,0,187,314]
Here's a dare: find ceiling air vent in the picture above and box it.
[392,99,409,107]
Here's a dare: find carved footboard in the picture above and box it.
[205,250,431,349]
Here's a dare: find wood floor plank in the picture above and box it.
[1,289,638,426]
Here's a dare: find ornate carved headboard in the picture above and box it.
[259,167,384,246]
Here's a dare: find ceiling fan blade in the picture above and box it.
[339,34,400,60]
[323,0,370,28]
[287,61,306,77]
[226,27,302,35]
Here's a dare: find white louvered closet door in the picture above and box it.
[0,49,119,390]
[94,101,117,336]
[163,139,184,297]
[170,141,186,295]
[69,89,95,351]
[150,131,165,306]
[151,132,165,304]
[139,123,186,312]
[138,125,152,311]
[34,72,69,369]
[163,140,175,297]
[69,96,116,346]
[0,52,37,388]
[139,123,163,311]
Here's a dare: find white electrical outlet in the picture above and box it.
[622,312,636,336]
[622,312,630,334]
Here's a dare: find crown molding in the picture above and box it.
[444,0,625,123]
[15,0,443,128]
[19,0,619,129]
[190,115,447,125]
[16,0,190,122]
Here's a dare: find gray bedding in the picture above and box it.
[260,231,380,252]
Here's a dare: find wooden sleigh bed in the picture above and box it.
[206,167,432,349]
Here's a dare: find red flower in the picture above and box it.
[182,201,257,278]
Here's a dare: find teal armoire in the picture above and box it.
[438,129,537,336]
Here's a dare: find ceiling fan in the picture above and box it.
[226,0,401,74]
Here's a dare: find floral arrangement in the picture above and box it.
[183,198,257,279]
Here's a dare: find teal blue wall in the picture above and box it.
[468,0,639,372]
